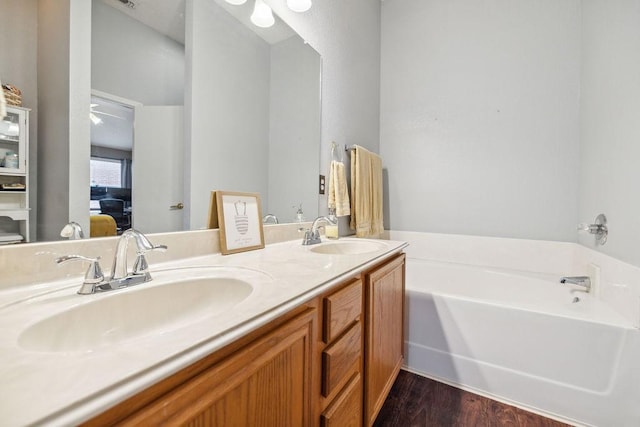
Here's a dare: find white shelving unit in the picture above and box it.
[0,106,30,243]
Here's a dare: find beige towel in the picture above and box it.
[328,160,351,216]
[350,145,384,237]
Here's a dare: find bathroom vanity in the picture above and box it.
[0,235,406,426]
[86,253,405,426]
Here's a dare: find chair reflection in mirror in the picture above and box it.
[90,214,117,237]
[99,198,131,233]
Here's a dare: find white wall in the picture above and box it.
[380,0,581,242]
[37,0,91,241]
[579,1,640,266]
[0,0,38,241]
[268,36,321,223]
[91,0,184,105]
[68,0,92,237]
[186,0,271,230]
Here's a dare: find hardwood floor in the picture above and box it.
[373,370,572,427]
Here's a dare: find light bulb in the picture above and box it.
[286,0,311,12]
[250,0,275,28]
[225,0,247,5]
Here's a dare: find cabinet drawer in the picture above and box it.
[321,373,362,427]
[323,279,362,343]
[322,322,361,397]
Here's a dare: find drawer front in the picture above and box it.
[323,279,362,343]
[322,322,361,397]
[321,373,362,427]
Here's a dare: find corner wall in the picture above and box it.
[264,0,382,217]
[578,0,640,267]
[91,0,185,105]
[185,0,271,230]
[268,36,321,222]
[0,0,38,241]
[37,0,91,241]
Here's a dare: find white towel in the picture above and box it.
[328,160,351,216]
[0,78,6,119]
[349,145,384,237]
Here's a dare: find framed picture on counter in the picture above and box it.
[209,190,265,255]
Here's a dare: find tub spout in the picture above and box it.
[560,276,591,292]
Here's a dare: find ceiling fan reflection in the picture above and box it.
[90,103,126,125]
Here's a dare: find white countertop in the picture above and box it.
[0,238,407,426]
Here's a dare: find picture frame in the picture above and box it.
[209,190,265,255]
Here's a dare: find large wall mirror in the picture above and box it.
[89,0,321,238]
[9,0,321,243]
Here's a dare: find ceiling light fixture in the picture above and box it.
[250,0,275,28]
[225,0,312,18]
[286,0,311,13]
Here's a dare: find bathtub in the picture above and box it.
[404,257,640,427]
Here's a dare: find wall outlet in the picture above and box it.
[319,174,325,194]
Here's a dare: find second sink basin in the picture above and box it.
[18,270,258,353]
[309,240,386,255]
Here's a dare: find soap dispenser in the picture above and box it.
[325,208,339,239]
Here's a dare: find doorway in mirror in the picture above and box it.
[90,91,185,236]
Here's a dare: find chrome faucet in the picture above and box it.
[560,276,591,292]
[60,221,85,240]
[110,229,166,281]
[57,229,167,295]
[302,216,336,245]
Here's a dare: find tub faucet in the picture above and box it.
[302,216,336,245]
[560,276,591,292]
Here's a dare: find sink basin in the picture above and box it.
[18,276,254,352]
[309,240,386,255]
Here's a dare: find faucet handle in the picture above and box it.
[132,252,149,276]
[56,255,105,294]
[302,229,322,245]
[577,214,608,245]
[132,245,167,276]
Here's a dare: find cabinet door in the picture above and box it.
[0,107,27,174]
[364,254,405,426]
[121,309,315,426]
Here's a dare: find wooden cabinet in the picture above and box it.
[127,309,314,426]
[0,106,30,243]
[85,252,406,427]
[317,278,364,426]
[320,373,362,427]
[363,253,405,426]
[87,308,316,426]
